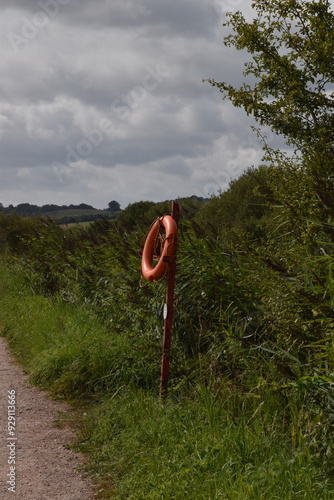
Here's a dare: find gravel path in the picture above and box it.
[0,337,95,499]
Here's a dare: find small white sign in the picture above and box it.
[163,304,168,320]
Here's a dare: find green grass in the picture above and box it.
[60,221,93,228]
[0,260,333,499]
[79,387,333,499]
[0,261,160,397]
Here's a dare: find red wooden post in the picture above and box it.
[160,201,179,398]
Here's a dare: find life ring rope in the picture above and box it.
[141,215,178,282]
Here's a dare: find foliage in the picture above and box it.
[207,0,334,218]
[116,201,157,231]
[209,0,334,149]
[0,202,121,224]
[194,166,273,241]
[0,188,334,495]
[0,260,161,396]
[107,200,121,211]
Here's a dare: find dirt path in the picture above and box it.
[0,337,96,499]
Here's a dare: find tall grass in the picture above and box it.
[0,210,334,498]
[0,260,161,396]
[0,260,333,498]
[79,387,333,499]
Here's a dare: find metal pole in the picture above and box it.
[160,201,179,398]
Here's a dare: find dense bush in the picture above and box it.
[0,180,333,496]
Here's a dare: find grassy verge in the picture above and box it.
[0,260,333,499]
[79,387,333,500]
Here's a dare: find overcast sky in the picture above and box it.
[1,0,272,209]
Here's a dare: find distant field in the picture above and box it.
[43,209,110,219]
[60,221,93,228]
[40,209,119,225]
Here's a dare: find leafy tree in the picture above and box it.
[41,204,62,213]
[77,203,95,210]
[194,167,273,241]
[15,203,40,216]
[207,0,334,220]
[117,201,156,231]
[107,200,121,212]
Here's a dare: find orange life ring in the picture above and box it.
[141,215,178,282]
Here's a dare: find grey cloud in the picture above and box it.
[3,0,218,37]
[1,0,37,10]
[0,0,262,208]
[59,0,217,38]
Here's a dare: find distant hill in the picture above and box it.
[0,202,121,224]
[0,196,209,225]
